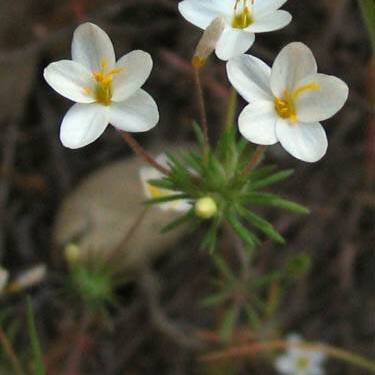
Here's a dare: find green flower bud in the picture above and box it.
[195,197,217,219]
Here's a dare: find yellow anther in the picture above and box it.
[232,0,253,29]
[274,82,320,123]
[91,59,124,106]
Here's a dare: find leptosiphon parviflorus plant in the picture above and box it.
[39,0,375,373]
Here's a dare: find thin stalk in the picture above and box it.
[200,340,375,373]
[0,326,26,375]
[224,88,238,130]
[108,207,149,271]
[120,132,169,175]
[193,68,209,151]
[241,145,267,176]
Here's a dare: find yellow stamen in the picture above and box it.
[296,356,310,370]
[232,0,253,29]
[274,82,320,123]
[147,184,164,199]
[91,59,124,106]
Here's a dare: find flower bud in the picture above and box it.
[64,243,81,264]
[195,197,218,219]
[192,16,225,69]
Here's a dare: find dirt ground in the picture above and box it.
[0,0,373,374]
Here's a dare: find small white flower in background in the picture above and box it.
[179,0,292,61]
[275,334,326,375]
[0,267,9,295]
[139,154,191,212]
[44,23,159,149]
[227,42,349,162]
[8,264,47,293]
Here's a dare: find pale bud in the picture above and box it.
[192,16,225,69]
[64,243,81,264]
[195,197,218,219]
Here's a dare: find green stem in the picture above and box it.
[0,326,26,375]
[193,67,209,155]
[358,0,375,53]
[241,145,267,176]
[224,88,238,130]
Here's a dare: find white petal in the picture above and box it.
[310,350,326,364]
[60,103,108,149]
[239,101,278,145]
[295,73,349,122]
[44,60,95,103]
[253,0,289,17]
[275,354,295,374]
[276,120,328,162]
[246,10,292,33]
[111,50,153,102]
[271,42,317,97]
[72,23,116,72]
[226,54,273,102]
[178,0,232,29]
[216,28,255,60]
[109,89,159,132]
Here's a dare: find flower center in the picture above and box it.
[274,82,320,123]
[296,356,310,370]
[86,60,123,106]
[232,0,254,29]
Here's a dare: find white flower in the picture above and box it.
[275,334,326,375]
[178,0,292,61]
[44,23,159,149]
[227,42,349,162]
[0,267,9,295]
[139,154,191,212]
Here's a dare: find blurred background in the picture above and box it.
[0,0,373,374]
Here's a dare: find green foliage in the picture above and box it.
[147,123,309,252]
[66,260,115,312]
[285,253,312,279]
[27,297,45,375]
[358,0,375,53]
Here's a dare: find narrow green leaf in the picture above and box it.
[213,255,235,281]
[220,306,238,341]
[147,178,175,190]
[200,292,229,308]
[226,214,259,248]
[240,209,285,244]
[144,193,190,205]
[161,210,194,233]
[250,169,294,189]
[242,192,310,214]
[192,121,205,148]
[358,0,375,53]
[27,297,45,375]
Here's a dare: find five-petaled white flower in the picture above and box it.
[275,334,326,375]
[44,23,159,149]
[227,42,349,162]
[139,154,191,213]
[178,0,292,61]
